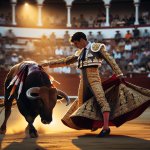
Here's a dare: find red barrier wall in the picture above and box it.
[0,71,150,96]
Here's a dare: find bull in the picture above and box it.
[0,61,70,138]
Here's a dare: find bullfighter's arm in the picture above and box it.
[91,43,123,77]
[41,55,78,68]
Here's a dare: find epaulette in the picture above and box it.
[91,43,106,52]
[75,49,82,57]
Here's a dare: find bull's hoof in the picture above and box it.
[30,132,38,138]
[29,128,38,138]
[0,128,6,134]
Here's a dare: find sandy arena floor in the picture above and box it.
[0,103,150,150]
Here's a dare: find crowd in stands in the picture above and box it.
[0,11,150,28]
[0,13,12,25]
[0,28,150,77]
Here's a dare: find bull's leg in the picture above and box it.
[0,72,15,135]
[25,116,38,138]
[0,99,13,134]
[17,100,38,138]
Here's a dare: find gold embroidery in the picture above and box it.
[91,43,101,52]
[86,67,111,113]
[75,49,82,57]
[100,45,123,76]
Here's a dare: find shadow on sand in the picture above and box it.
[0,134,5,150]
[72,134,150,150]
[0,134,46,150]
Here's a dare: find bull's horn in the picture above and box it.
[57,89,70,106]
[26,87,41,100]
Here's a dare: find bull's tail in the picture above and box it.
[0,98,4,114]
[0,107,5,114]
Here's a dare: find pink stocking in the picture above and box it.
[103,111,110,130]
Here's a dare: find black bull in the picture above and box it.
[0,62,70,138]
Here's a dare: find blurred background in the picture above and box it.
[0,0,150,97]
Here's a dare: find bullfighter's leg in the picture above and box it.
[86,68,111,137]
[0,98,13,134]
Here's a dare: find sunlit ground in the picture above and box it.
[0,102,150,150]
[0,101,150,138]
[0,102,74,135]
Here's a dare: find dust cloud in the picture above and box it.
[0,102,74,135]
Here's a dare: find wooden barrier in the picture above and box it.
[0,71,150,96]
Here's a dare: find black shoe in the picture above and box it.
[97,128,110,137]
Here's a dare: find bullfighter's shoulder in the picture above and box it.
[91,43,106,52]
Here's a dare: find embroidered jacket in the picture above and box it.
[41,43,123,76]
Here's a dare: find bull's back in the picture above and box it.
[5,62,26,86]
[23,70,51,90]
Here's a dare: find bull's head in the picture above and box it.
[26,86,70,124]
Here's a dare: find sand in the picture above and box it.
[0,103,150,150]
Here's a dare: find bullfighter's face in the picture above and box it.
[73,38,87,49]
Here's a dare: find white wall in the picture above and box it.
[0,26,150,39]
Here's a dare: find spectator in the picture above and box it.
[118,39,125,52]
[143,29,149,38]
[6,12,11,24]
[94,14,101,27]
[18,55,24,62]
[131,39,139,51]
[138,38,146,50]
[133,54,140,69]
[132,27,140,38]
[128,14,135,25]
[0,50,5,66]
[5,29,16,44]
[49,32,56,46]
[112,49,122,61]
[96,31,103,42]
[87,31,95,42]
[72,17,79,28]
[119,56,127,72]
[10,53,19,65]
[125,30,132,40]
[0,14,6,25]
[145,37,150,50]
[88,16,94,28]
[40,34,49,52]
[63,31,70,45]
[0,32,3,43]
[48,15,55,26]
[105,41,111,52]
[24,40,35,54]
[114,30,122,43]
[127,62,134,72]
[124,40,132,51]
[78,14,88,27]
[122,15,129,26]
[55,46,63,57]
[139,15,146,25]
